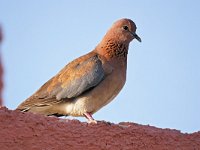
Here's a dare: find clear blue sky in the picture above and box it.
[0,1,200,133]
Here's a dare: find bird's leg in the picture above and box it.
[84,112,97,124]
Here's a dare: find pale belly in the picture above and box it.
[65,70,126,117]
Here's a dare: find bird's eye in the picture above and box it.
[123,26,129,30]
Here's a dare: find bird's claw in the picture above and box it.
[87,119,97,124]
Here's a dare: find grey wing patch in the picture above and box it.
[56,55,105,100]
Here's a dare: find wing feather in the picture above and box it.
[18,52,105,109]
[56,54,105,99]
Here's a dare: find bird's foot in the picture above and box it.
[84,112,97,124]
[88,119,97,124]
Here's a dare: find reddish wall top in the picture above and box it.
[0,107,200,150]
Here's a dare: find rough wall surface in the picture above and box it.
[0,107,200,150]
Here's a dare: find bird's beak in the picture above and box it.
[132,32,142,42]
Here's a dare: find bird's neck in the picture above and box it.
[95,39,128,79]
[95,38,129,61]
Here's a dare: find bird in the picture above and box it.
[16,18,141,123]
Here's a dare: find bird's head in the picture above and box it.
[105,18,141,44]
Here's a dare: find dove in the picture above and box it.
[16,18,141,123]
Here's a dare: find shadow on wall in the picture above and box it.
[0,26,3,106]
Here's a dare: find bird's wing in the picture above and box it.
[54,53,105,99]
[17,52,107,110]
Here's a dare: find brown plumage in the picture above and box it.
[16,18,141,123]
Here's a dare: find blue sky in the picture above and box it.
[0,1,200,133]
